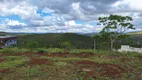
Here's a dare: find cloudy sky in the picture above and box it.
[0,0,142,33]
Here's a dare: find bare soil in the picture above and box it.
[28,58,51,66]
[75,60,125,78]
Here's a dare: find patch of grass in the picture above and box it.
[35,48,46,53]
[88,57,113,64]
[0,48,20,54]
[0,65,49,80]
[93,76,114,80]
[140,73,142,79]
[40,56,82,62]
[40,56,113,64]
[0,59,26,69]
[46,48,64,53]
[0,48,32,54]
[16,66,46,77]
[53,62,68,66]
[69,49,110,55]
[122,73,137,80]
[2,56,28,61]
[114,51,142,58]
[0,56,28,69]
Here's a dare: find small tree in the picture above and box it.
[60,41,73,50]
[92,35,101,50]
[26,41,39,49]
[93,32,111,50]
[98,14,135,53]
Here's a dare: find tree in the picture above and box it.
[26,41,39,49]
[60,41,73,49]
[93,32,111,50]
[98,14,135,53]
[92,34,101,50]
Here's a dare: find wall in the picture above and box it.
[5,39,17,47]
[118,45,142,53]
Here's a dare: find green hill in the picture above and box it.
[128,31,142,35]
[17,33,94,49]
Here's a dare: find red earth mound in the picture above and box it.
[28,58,50,66]
[0,59,5,63]
[101,64,125,78]
[15,52,33,58]
[0,69,10,73]
[74,52,95,57]
[40,52,70,57]
[75,60,98,66]
[40,52,95,58]
[75,60,126,78]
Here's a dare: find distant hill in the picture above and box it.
[121,32,142,47]
[17,33,94,49]
[78,33,98,36]
[128,31,142,35]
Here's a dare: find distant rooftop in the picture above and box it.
[0,35,17,39]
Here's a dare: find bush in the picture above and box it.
[46,48,64,53]
[60,41,73,49]
[36,48,46,53]
[0,48,20,54]
[25,41,39,49]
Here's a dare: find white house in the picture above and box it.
[0,35,17,48]
[118,45,142,53]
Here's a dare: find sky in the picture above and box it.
[0,0,142,33]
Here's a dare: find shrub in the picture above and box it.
[46,48,64,53]
[60,41,73,49]
[0,48,20,54]
[36,48,46,53]
[25,41,39,49]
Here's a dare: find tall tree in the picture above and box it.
[98,14,135,53]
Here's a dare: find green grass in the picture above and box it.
[2,56,28,61]
[0,59,26,69]
[0,48,142,80]
[0,56,28,69]
[53,62,68,66]
[0,48,32,54]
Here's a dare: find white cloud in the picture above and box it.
[0,0,142,33]
[7,20,26,26]
[42,7,54,13]
[65,20,76,26]
[112,0,142,11]
[0,0,41,20]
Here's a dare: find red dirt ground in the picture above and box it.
[74,52,95,57]
[37,52,96,58]
[101,63,125,78]
[0,69,10,73]
[0,59,5,63]
[15,52,33,58]
[47,52,70,57]
[28,58,51,66]
[1,52,96,58]
[75,60,126,78]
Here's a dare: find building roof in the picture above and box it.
[0,35,17,40]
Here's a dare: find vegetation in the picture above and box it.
[17,33,93,49]
[0,48,142,80]
[97,14,134,53]
[0,14,141,79]
[60,41,73,49]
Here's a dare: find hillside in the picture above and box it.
[128,31,142,35]
[17,33,94,49]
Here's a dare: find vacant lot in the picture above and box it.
[0,49,142,80]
